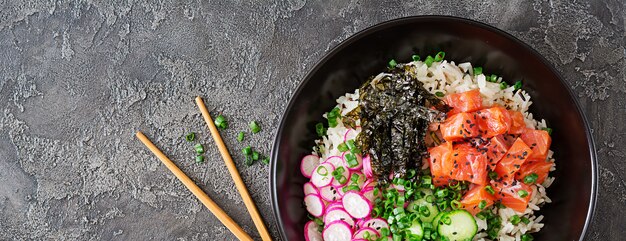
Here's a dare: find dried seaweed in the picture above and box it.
[356,65,449,183]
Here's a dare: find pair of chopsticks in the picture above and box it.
[135,97,271,241]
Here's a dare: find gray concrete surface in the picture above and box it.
[0,0,624,240]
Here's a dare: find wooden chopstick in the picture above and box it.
[135,131,253,241]
[195,97,273,241]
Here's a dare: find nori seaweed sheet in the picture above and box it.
[354,65,449,183]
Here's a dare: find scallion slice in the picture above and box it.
[249,121,261,133]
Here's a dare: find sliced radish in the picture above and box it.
[362,155,373,178]
[324,156,344,168]
[342,191,371,219]
[304,220,322,241]
[323,220,353,241]
[343,154,363,171]
[353,227,380,239]
[303,182,319,196]
[324,209,355,229]
[304,194,325,217]
[362,187,381,203]
[301,155,321,178]
[320,185,343,202]
[331,166,350,187]
[343,128,359,142]
[311,163,334,188]
[326,201,343,211]
[361,218,389,233]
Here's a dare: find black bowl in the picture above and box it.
[270,16,597,241]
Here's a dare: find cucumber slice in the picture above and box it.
[405,219,423,241]
[407,199,439,223]
[437,210,477,241]
[431,211,446,230]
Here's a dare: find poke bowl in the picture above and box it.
[270,16,596,241]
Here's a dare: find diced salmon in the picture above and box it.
[475,106,512,138]
[495,138,533,180]
[508,110,526,134]
[428,142,454,187]
[516,159,554,184]
[520,129,552,160]
[461,185,496,215]
[447,143,488,185]
[443,89,483,115]
[440,112,480,141]
[491,180,533,213]
[484,135,510,167]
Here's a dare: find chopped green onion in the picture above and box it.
[380,228,390,236]
[249,121,261,133]
[500,82,508,90]
[316,166,328,176]
[344,153,358,167]
[485,185,496,195]
[435,91,444,97]
[542,127,553,135]
[412,55,420,62]
[424,55,434,67]
[244,155,253,166]
[521,233,534,241]
[450,200,461,210]
[514,80,523,90]
[261,157,270,165]
[388,59,397,68]
[185,132,195,142]
[242,146,252,156]
[488,171,498,180]
[479,200,487,209]
[476,211,487,220]
[442,216,451,225]
[327,107,341,128]
[434,51,445,62]
[337,143,349,152]
[521,217,531,224]
[315,123,326,137]
[195,155,205,163]
[518,190,529,198]
[523,173,539,184]
[194,144,204,154]
[214,115,228,129]
[510,215,521,225]
[343,185,360,192]
[488,74,498,82]
[237,132,245,142]
[252,151,260,161]
[473,67,483,75]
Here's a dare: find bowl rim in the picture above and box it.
[269,15,597,241]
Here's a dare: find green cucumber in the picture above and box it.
[431,211,446,230]
[405,219,423,241]
[437,210,477,241]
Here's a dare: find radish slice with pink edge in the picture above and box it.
[304,194,325,217]
[322,220,353,241]
[362,187,381,203]
[326,201,343,210]
[324,156,344,168]
[362,155,373,178]
[392,183,405,192]
[310,163,334,188]
[361,218,390,233]
[331,166,350,187]
[300,155,321,178]
[342,191,371,219]
[303,182,319,196]
[349,171,367,188]
[324,209,355,229]
[353,227,380,239]
[304,220,322,241]
[319,185,342,202]
[343,128,359,142]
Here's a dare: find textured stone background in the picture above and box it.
[0,0,623,240]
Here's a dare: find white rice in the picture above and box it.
[314,59,556,241]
